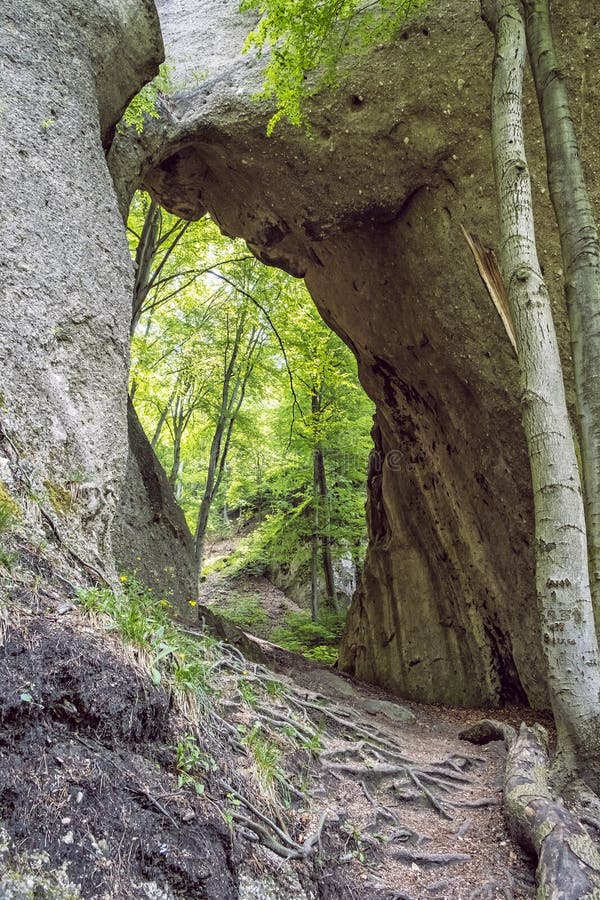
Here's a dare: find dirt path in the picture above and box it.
[199,536,540,897]
[233,636,540,899]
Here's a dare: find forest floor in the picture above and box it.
[0,532,554,899]
[197,534,545,898]
[199,534,305,642]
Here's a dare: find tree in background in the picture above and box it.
[128,197,373,611]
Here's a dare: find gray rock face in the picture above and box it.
[4,0,598,709]
[0,0,162,567]
[118,0,600,707]
[112,400,198,616]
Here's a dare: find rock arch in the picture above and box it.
[5,0,598,707]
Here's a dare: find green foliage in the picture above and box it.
[176,734,217,794]
[238,677,259,708]
[240,0,427,132]
[76,575,214,703]
[219,591,270,633]
[128,198,373,587]
[242,722,283,795]
[0,484,19,534]
[118,63,174,134]
[271,610,344,662]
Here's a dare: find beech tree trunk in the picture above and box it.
[523,0,600,620]
[310,390,337,619]
[461,720,600,896]
[482,0,600,791]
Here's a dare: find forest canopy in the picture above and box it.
[127,193,374,622]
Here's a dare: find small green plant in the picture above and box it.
[238,678,258,708]
[243,723,283,795]
[341,820,366,863]
[303,645,339,665]
[301,731,323,755]
[176,734,217,794]
[41,118,54,132]
[118,63,173,134]
[264,679,285,699]
[223,791,242,828]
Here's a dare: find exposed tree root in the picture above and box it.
[390,847,471,865]
[461,720,600,898]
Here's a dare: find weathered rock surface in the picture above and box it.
[109,0,600,706]
[4,0,599,709]
[0,0,162,569]
[112,399,198,617]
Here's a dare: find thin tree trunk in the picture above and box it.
[311,451,320,623]
[151,387,176,449]
[482,0,600,791]
[523,0,600,620]
[168,403,183,488]
[194,418,225,578]
[315,445,336,610]
[132,200,160,334]
[195,492,213,580]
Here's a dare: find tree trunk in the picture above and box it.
[132,199,160,334]
[482,0,600,791]
[523,0,600,621]
[151,387,176,449]
[315,445,336,610]
[194,418,225,579]
[195,491,212,581]
[168,419,182,488]
[461,720,600,896]
[311,450,320,623]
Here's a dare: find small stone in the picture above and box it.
[61,817,71,825]
[76,791,83,804]
[361,698,416,723]
[62,831,74,845]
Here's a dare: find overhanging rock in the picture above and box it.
[0,0,163,570]
[111,0,600,706]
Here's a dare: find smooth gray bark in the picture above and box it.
[482,0,600,790]
[523,0,600,620]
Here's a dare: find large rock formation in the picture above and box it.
[112,400,198,617]
[110,0,600,707]
[0,0,162,569]
[3,0,598,707]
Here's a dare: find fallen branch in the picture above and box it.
[391,847,471,865]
